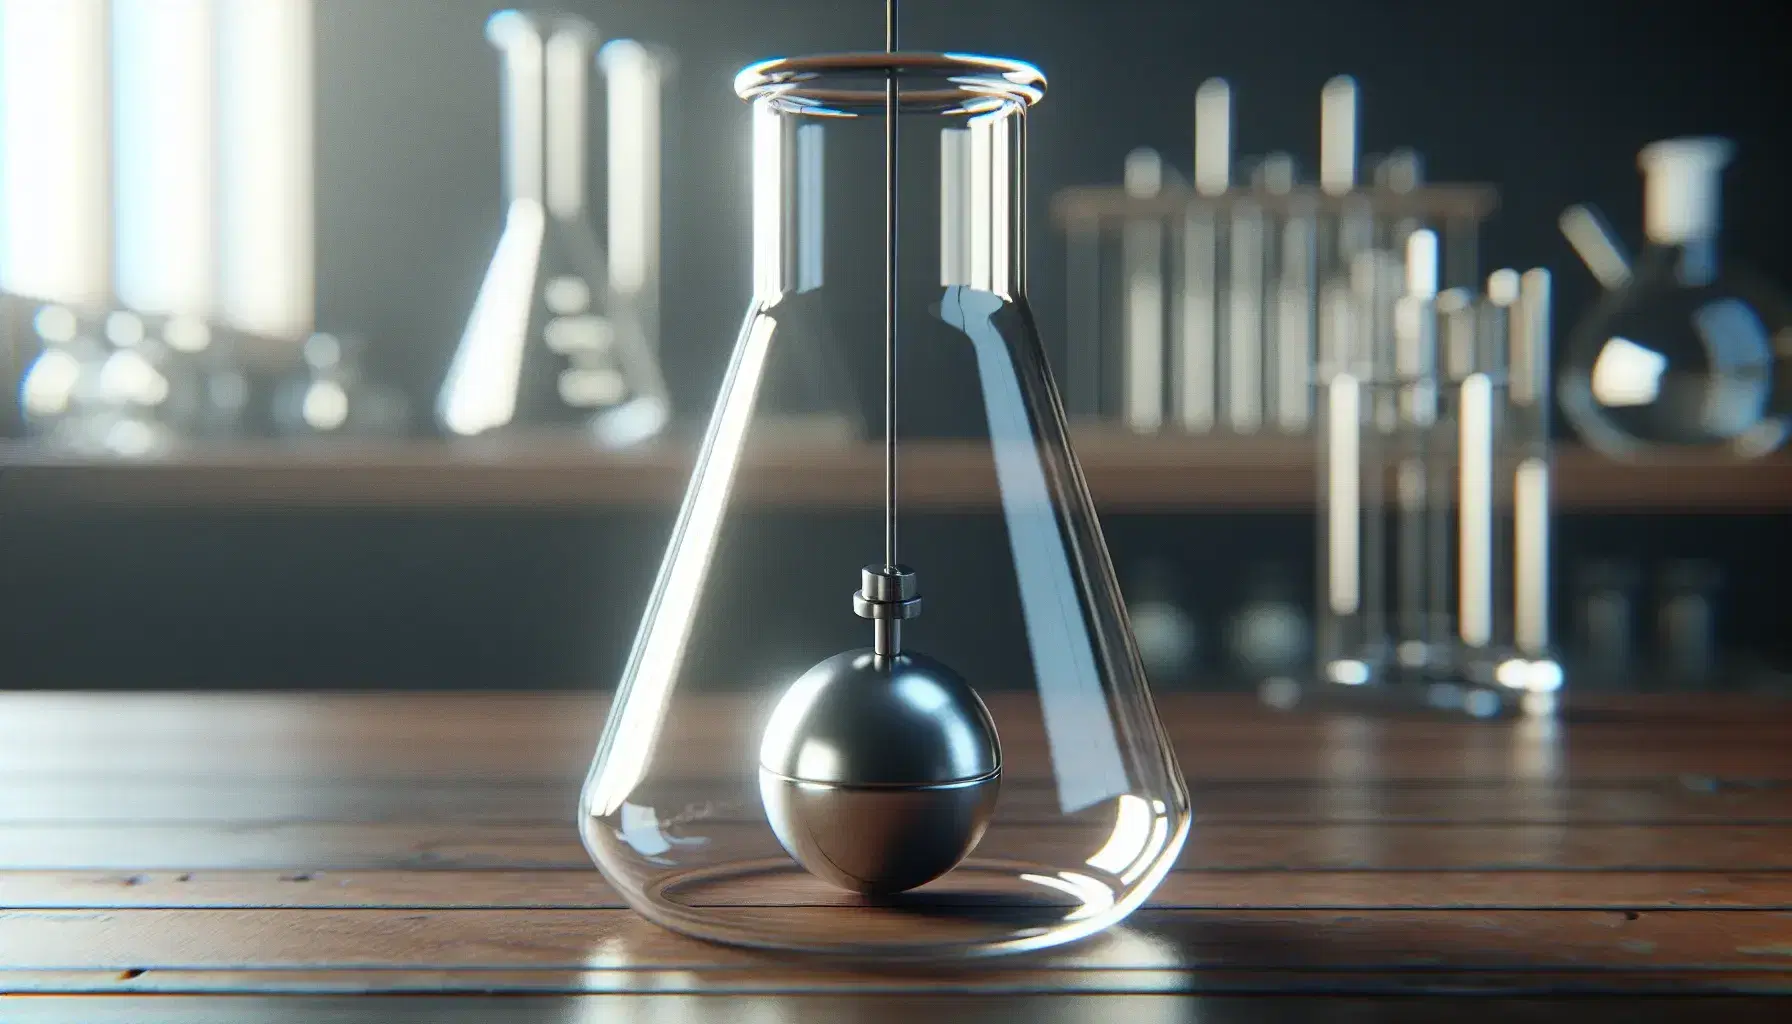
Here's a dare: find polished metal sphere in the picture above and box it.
[759,648,1001,894]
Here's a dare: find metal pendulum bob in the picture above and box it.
[758,566,1001,895]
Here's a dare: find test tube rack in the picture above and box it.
[1052,76,1498,439]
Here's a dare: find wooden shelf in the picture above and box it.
[4,432,1789,513]
[1052,183,1502,225]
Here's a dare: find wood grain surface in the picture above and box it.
[2,692,1790,1021]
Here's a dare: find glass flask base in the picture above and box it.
[582,771,1188,961]
[628,856,1143,959]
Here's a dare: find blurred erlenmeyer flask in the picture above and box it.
[1560,138,1792,459]
[437,10,669,447]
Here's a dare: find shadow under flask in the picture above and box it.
[578,52,1191,960]
[437,10,669,448]
[1560,138,1792,459]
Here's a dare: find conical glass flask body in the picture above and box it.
[1560,138,1792,459]
[437,11,669,448]
[579,53,1190,960]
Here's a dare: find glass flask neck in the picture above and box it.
[1674,238,1719,288]
[491,11,596,218]
[1640,136,1732,288]
[749,100,1030,305]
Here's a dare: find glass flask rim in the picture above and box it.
[580,845,1194,963]
[734,51,1045,117]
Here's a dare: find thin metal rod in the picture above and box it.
[882,0,900,572]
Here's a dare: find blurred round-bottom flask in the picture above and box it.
[1561,139,1792,459]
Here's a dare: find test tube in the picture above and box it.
[1274,193,1317,434]
[1319,76,1357,199]
[1394,231,1439,673]
[1458,269,1517,682]
[1121,147,1165,434]
[1226,187,1265,434]
[1511,270,1552,667]
[1315,77,1364,425]
[1218,89,1261,437]
[1175,79,1229,434]
[1315,248,1392,688]
[1256,153,1296,432]
[1430,286,1476,668]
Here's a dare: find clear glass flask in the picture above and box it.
[437,10,669,447]
[1560,138,1792,460]
[580,52,1190,959]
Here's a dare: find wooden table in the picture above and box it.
[2,692,1790,1021]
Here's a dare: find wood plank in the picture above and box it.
[6,695,1791,1002]
[10,777,1792,825]
[6,692,1787,745]
[5,907,1792,975]
[0,995,1783,1024]
[10,975,1792,997]
[4,695,1785,787]
[7,869,1792,911]
[5,821,1792,871]
[4,728,1788,784]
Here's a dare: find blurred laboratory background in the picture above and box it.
[0,0,1787,699]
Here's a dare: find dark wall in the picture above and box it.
[313,0,1792,413]
[3,0,1788,691]
[1,507,1787,690]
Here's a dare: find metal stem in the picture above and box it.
[883,0,899,571]
[874,619,900,659]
